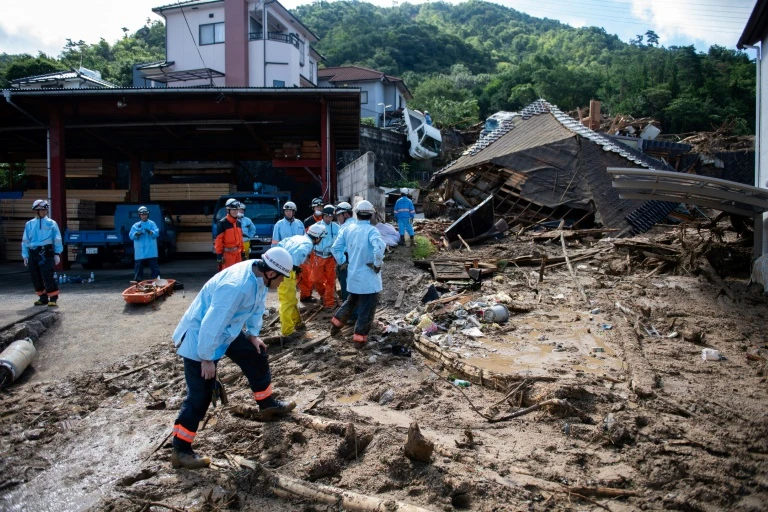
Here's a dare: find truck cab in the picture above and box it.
[65,204,176,268]
[403,108,442,160]
[212,191,288,258]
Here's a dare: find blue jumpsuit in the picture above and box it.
[393,196,415,239]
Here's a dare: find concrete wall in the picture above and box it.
[337,152,386,219]
[165,3,226,87]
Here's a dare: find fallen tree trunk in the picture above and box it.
[230,455,434,511]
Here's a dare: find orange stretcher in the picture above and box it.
[122,278,176,304]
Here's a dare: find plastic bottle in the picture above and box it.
[90,272,95,283]
[53,272,58,282]
[62,274,67,284]
[449,377,470,388]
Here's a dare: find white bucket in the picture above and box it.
[0,338,37,381]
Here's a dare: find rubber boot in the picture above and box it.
[34,295,48,306]
[171,447,211,469]
[258,398,297,420]
[398,236,405,246]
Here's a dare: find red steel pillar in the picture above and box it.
[320,99,328,201]
[129,156,141,202]
[49,109,67,269]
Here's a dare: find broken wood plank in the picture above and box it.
[395,290,405,309]
[103,361,160,382]
[457,234,472,252]
[561,232,589,304]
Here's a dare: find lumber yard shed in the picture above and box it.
[0,86,360,263]
[430,99,679,237]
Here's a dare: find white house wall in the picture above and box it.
[162,0,316,88]
[758,35,768,254]
[165,3,226,84]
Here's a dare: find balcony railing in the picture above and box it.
[248,31,300,49]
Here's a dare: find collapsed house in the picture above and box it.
[429,99,681,238]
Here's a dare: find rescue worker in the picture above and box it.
[334,201,355,302]
[306,205,340,309]
[303,198,324,230]
[425,111,433,126]
[129,206,161,282]
[21,199,63,307]
[237,203,256,259]
[271,201,304,246]
[170,248,296,469]
[393,188,416,246]
[330,200,385,345]
[277,224,327,337]
[215,200,244,271]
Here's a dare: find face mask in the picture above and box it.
[237,213,244,218]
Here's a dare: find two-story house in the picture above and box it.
[317,66,412,127]
[136,0,322,88]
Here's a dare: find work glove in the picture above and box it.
[294,265,302,275]
[54,255,60,265]
[409,218,414,225]
[241,251,247,261]
[145,229,152,234]
[23,258,28,267]
[366,263,381,274]
[134,231,142,237]
[217,256,223,272]
[338,262,348,271]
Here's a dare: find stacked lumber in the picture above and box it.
[301,141,321,159]
[177,232,213,253]
[24,159,113,178]
[0,198,96,219]
[97,216,114,229]
[22,189,128,203]
[67,199,96,220]
[0,219,26,261]
[175,214,214,228]
[153,162,236,176]
[150,183,236,201]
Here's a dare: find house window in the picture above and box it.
[360,91,368,104]
[309,61,314,82]
[200,22,225,45]
[273,80,285,87]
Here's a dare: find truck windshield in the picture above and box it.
[421,133,441,153]
[215,197,280,224]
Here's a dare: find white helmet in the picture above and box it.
[138,206,150,214]
[32,199,49,210]
[400,188,408,195]
[262,247,292,277]
[335,201,352,214]
[225,198,238,207]
[307,223,327,240]
[355,200,375,214]
[283,201,297,211]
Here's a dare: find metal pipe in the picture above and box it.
[743,44,764,255]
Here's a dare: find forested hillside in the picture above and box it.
[0,0,755,135]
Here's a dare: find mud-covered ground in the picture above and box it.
[1,224,767,512]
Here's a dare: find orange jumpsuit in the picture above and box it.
[311,254,337,308]
[297,254,315,300]
[214,215,244,270]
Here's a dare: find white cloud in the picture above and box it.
[628,0,750,48]
[0,0,163,57]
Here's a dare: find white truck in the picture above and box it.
[402,108,442,160]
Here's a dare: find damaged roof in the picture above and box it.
[432,99,680,235]
[436,99,673,178]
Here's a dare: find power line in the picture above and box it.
[546,0,753,22]
[177,0,223,89]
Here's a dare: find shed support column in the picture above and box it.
[321,99,328,201]
[49,109,67,269]
[130,157,141,202]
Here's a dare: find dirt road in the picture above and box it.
[1,230,767,511]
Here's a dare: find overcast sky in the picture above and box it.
[0,0,757,59]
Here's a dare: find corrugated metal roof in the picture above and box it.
[11,70,116,89]
[152,0,221,13]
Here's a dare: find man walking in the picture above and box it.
[215,200,243,271]
[271,201,304,246]
[277,224,326,337]
[330,200,385,345]
[129,206,160,282]
[393,188,416,246]
[21,199,63,307]
[170,248,296,469]
[307,205,340,309]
